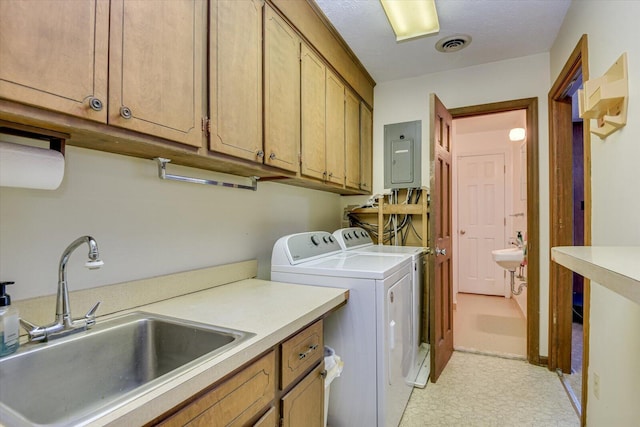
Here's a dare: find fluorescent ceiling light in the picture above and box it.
[509,128,526,142]
[380,0,440,42]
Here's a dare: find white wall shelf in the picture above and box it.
[551,246,640,305]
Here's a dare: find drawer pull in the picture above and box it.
[298,343,318,360]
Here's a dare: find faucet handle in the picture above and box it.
[84,301,101,327]
[19,318,47,342]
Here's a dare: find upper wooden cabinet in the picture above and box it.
[109,0,205,148]
[301,45,327,181]
[264,5,301,173]
[209,0,263,160]
[345,90,360,190]
[360,103,373,192]
[301,45,348,186]
[0,0,205,147]
[0,0,109,122]
[325,70,345,186]
[0,0,375,195]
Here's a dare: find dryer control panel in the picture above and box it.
[272,232,342,265]
[333,227,373,250]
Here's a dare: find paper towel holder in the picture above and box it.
[0,120,69,154]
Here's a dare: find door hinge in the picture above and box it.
[299,152,302,165]
[280,417,284,427]
[201,117,210,137]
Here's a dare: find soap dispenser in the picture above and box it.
[0,281,20,356]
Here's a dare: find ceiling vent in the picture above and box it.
[435,34,472,53]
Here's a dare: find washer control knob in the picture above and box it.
[329,236,335,243]
[311,235,320,246]
[323,236,330,244]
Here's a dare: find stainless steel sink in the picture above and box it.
[0,312,254,427]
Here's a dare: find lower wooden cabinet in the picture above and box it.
[154,320,325,427]
[157,351,276,427]
[281,363,325,427]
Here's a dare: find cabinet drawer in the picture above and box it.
[158,351,275,427]
[281,320,323,389]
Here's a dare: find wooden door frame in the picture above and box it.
[548,34,590,425]
[450,97,540,365]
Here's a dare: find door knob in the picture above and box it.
[460,230,466,235]
[436,247,447,256]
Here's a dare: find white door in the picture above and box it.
[457,153,506,296]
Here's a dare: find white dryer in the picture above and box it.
[333,227,430,387]
[271,232,414,427]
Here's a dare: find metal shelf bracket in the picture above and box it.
[154,158,259,191]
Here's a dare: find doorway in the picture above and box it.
[453,110,528,358]
[450,98,541,365]
[548,34,590,424]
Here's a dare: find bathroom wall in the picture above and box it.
[343,52,550,355]
[550,1,640,423]
[0,140,342,301]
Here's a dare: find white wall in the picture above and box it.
[367,53,551,355]
[0,142,341,301]
[550,1,640,423]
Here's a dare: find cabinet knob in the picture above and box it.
[88,97,103,111]
[120,106,132,119]
[269,152,276,160]
[320,369,327,378]
[256,150,264,158]
[328,172,333,178]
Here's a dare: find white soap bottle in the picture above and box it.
[0,281,20,357]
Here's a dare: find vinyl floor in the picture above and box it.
[399,351,580,427]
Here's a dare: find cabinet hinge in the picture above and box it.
[201,117,210,137]
[299,153,302,165]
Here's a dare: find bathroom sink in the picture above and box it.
[491,247,525,271]
[0,312,254,427]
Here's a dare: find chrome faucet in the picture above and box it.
[20,236,103,342]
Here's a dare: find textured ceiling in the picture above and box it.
[315,0,572,83]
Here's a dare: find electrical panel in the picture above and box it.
[384,120,421,189]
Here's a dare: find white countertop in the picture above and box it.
[94,278,348,426]
[551,246,640,305]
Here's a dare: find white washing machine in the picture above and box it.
[333,227,430,387]
[271,231,414,427]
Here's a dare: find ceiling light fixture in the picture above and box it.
[380,0,440,42]
[509,128,526,142]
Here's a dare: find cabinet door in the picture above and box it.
[209,0,263,160]
[109,0,205,147]
[0,0,109,122]
[300,45,326,181]
[344,89,360,189]
[264,5,300,173]
[325,70,345,186]
[360,102,373,192]
[253,406,277,427]
[281,363,325,427]
[158,351,276,427]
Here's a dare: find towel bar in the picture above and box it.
[154,158,258,191]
